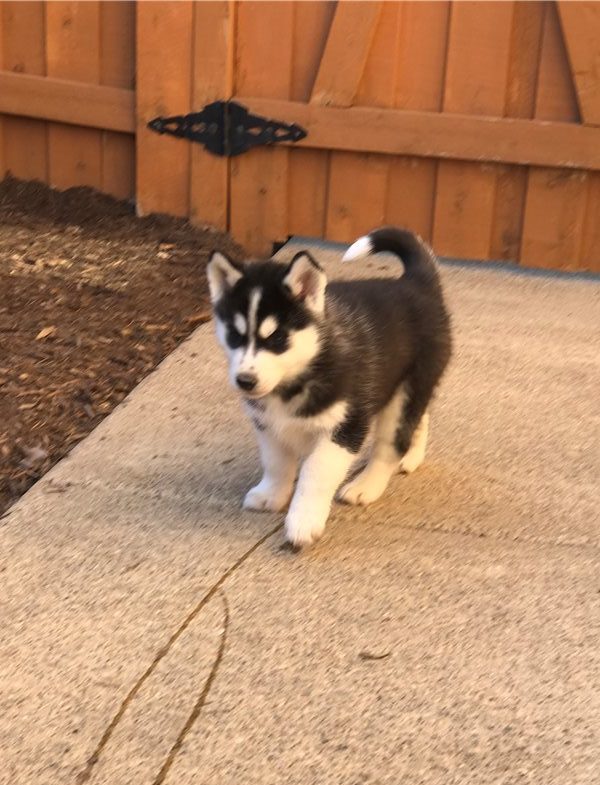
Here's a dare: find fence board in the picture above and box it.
[325,2,398,242]
[46,1,102,190]
[287,0,335,238]
[385,1,450,241]
[189,0,233,232]
[557,0,600,126]
[0,72,134,132]
[0,9,3,178]
[580,176,600,271]
[100,0,135,200]
[1,1,47,182]
[238,97,600,172]
[558,0,600,268]
[521,2,587,269]
[323,0,396,245]
[229,1,293,254]
[532,2,579,122]
[489,1,545,262]
[327,150,390,241]
[311,1,382,108]
[433,1,514,260]
[136,1,193,217]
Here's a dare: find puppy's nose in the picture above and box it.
[236,372,257,392]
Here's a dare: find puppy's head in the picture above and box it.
[206,250,326,398]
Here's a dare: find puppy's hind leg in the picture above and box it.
[394,362,440,473]
[399,411,429,474]
[338,386,432,507]
[338,391,404,507]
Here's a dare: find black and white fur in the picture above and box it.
[207,227,452,548]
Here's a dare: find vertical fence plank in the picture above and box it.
[311,1,382,108]
[0,8,3,179]
[287,0,335,239]
[322,1,392,242]
[580,177,600,272]
[46,1,102,190]
[229,0,293,254]
[433,1,514,260]
[558,0,600,270]
[291,1,336,104]
[557,0,600,126]
[521,2,587,269]
[189,0,234,232]
[136,1,193,217]
[489,1,545,262]
[1,1,47,182]
[326,148,392,242]
[100,0,135,200]
[385,1,451,241]
[530,2,579,121]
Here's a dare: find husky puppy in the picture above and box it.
[207,228,451,548]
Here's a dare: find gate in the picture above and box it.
[136,1,600,270]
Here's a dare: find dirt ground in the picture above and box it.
[0,176,242,517]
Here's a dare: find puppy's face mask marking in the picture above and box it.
[207,251,325,398]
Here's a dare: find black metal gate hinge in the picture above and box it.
[147,100,307,157]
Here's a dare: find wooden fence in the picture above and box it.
[0,1,135,199]
[1,1,599,272]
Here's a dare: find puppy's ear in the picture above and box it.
[207,251,243,303]
[283,251,327,315]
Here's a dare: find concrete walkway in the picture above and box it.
[2,242,599,785]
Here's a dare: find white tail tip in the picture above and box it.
[342,235,373,263]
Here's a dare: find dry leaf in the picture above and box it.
[358,651,392,662]
[36,326,57,340]
[185,310,211,326]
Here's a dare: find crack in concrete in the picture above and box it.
[151,590,230,785]
[390,518,599,553]
[76,522,281,784]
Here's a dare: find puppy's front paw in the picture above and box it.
[284,506,327,549]
[243,483,290,513]
[284,517,324,548]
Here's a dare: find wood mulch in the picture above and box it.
[0,176,242,517]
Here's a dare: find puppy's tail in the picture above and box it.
[342,226,439,288]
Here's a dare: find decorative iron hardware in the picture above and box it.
[147,100,307,157]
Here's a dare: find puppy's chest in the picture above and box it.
[244,396,348,454]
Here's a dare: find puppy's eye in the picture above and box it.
[226,324,245,349]
[263,327,287,352]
